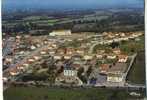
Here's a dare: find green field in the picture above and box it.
[4,86,142,100]
[47,19,59,25]
[120,35,145,55]
[127,51,145,84]
[122,35,145,84]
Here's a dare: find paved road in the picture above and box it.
[124,53,137,82]
[125,83,145,89]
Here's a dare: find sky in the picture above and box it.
[2,0,144,10]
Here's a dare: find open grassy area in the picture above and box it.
[31,19,59,26]
[127,51,145,84]
[4,86,142,100]
[120,35,145,55]
[47,19,59,25]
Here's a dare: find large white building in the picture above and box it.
[49,30,71,36]
[107,73,123,83]
[63,68,77,77]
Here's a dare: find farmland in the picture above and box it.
[2,8,144,36]
[127,51,145,84]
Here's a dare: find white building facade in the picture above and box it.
[50,30,71,36]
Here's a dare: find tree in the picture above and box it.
[47,64,56,85]
[110,42,120,49]
[86,66,92,77]
[77,67,84,77]
[77,67,87,83]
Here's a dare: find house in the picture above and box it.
[30,45,36,50]
[76,48,85,55]
[47,46,54,50]
[107,54,116,59]
[16,35,21,39]
[113,38,121,42]
[118,55,128,63]
[57,49,66,55]
[113,48,121,55]
[64,54,72,60]
[33,56,41,60]
[49,30,71,36]
[9,68,19,76]
[83,55,93,60]
[54,54,63,60]
[40,51,47,55]
[48,43,57,49]
[51,44,57,48]
[5,58,12,63]
[99,64,110,74]
[24,35,31,39]
[36,44,41,48]
[99,41,104,45]
[120,33,126,37]
[131,33,139,38]
[48,50,56,55]
[78,38,83,41]
[102,32,108,36]
[3,77,8,82]
[72,56,83,65]
[108,40,114,44]
[66,48,75,55]
[122,37,129,41]
[22,63,29,68]
[115,33,119,36]
[96,54,103,59]
[108,33,115,39]
[66,39,73,42]
[96,50,105,54]
[28,58,35,63]
[16,66,24,70]
[43,40,48,44]
[19,51,25,55]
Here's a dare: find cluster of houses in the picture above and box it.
[54,47,129,84]
[3,30,143,86]
[103,32,143,39]
[98,48,129,83]
[4,35,128,85]
[3,36,58,77]
[101,32,143,44]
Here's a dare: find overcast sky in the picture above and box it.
[2,0,144,10]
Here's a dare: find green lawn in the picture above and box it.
[120,35,145,55]
[4,86,143,100]
[47,19,59,25]
[127,51,145,84]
